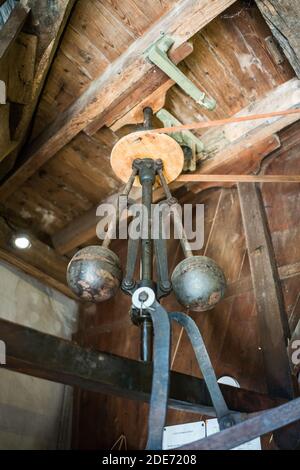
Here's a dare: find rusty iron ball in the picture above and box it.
[67,246,122,302]
[171,255,226,312]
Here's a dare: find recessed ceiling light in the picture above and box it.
[12,235,31,250]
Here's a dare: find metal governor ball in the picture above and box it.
[67,246,122,302]
[171,256,226,312]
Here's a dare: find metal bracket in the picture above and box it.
[156,108,204,170]
[146,36,216,110]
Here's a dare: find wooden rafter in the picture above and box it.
[0,0,237,200]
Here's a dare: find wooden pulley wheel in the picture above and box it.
[110,130,184,187]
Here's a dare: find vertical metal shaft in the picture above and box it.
[141,178,153,281]
[140,319,153,363]
[102,168,137,248]
[137,159,156,363]
[143,107,154,130]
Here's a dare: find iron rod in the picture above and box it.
[141,319,153,363]
[179,396,300,450]
[141,179,153,281]
[102,168,137,248]
[157,168,193,258]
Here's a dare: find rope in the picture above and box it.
[151,108,300,134]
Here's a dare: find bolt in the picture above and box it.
[221,416,235,429]
[161,281,172,291]
[122,279,135,289]
[138,291,149,302]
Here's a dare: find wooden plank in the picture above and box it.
[0,3,29,60]
[0,0,237,200]
[178,174,300,183]
[0,0,76,179]
[8,32,38,105]
[238,183,295,400]
[0,216,75,299]
[255,0,300,78]
[0,317,287,415]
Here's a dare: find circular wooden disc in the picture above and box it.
[110,131,184,187]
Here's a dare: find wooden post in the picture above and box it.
[238,183,295,400]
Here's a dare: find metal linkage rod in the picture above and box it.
[102,167,137,248]
[146,301,171,450]
[143,107,154,130]
[179,396,300,450]
[152,107,300,134]
[170,312,242,430]
[157,167,193,258]
[136,159,156,282]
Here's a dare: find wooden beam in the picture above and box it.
[255,1,300,78]
[0,0,76,178]
[0,3,29,61]
[0,0,237,200]
[108,79,174,133]
[238,183,295,400]
[177,174,300,183]
[0,317,287,416]
[0,217,75,299]
[85,42,194,136]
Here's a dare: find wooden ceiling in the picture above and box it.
[0,0,300,298]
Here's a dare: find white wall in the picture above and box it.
[0,261,78,449]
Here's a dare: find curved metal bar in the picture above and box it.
[146,301,171,450]
[169,312,241,429]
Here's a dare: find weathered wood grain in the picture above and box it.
[0,0,76,178]
[256,0,300,78]
[238,182,295,400]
